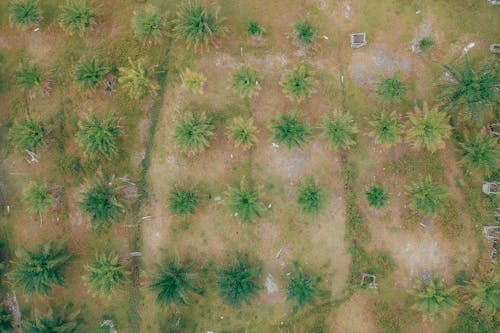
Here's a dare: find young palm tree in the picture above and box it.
[231,67,260,98]
[280,64,315,101]
[439,58,499,125]
[217,254,262,307]
[25,181,52,217]
[133,5,163,44]
[296,178,328,215]
[180,68,206,94]
[118,58,159,100]
[84,252,127,296]
[9,241,73,296]
[376,73,407,102]
[286,263,320,308]
[460,135,499,177]
[468,274,500,315]
[271,113,311,149]
[10,119,47,152]
[16,63,42,90]
[407,178,448,215]
[406,104,451,153]
[226,117,257,149]
[173,2,225,51]
[293,19,316,46]
[369,112,403,147]
[419,37,436,52]
[24,305,79,333]
[365,185,389,209]
[247,20,264,37]
[75,58,106,89]
[80,180,124,232]
[9,0,41,28]
[59,0,96,36]
[174,112,215,155]
[0,306,12,333]
[150,259,202,307]
[411,278,457,320]
[322,113,357,150]
[226,177,263,222]
[167,188,198,216]
[75,114,121,160]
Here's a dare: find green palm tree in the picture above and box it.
[75,114,121,160]
[419,37,436,52]
[369,112,403,147]
[173,2,225,51]
[227,117,257,149]
[226,177,263,222]
[365,185,389,209]
[460,135,499,177]
[9,241,73,296]
[439,58,499,125]
[280,64,315,101]
[133,5,163,44]
[407,178,448,215]
[174,112,215,155]
[0,306,12,333]
[376,73,407,102]
[150,259,202,307]
[84,252,127,296]
[24,305,79,333]
[217,254,262,307]
[322,113,357,149]
[271,113,311,149]
[296,178,328,214]
[59,0,96,36]
[80,180,124,232]
[180,68,206,94]
[10,119,47,152]
[293,19,316,46]
[75,58,106,89]
[167,188,198,216]
[118,58,158,100]
[407,104,451,153]
[232,67,260,98]
[247,20,264,37]
[411,278,457,320]
[9,0,41,28]
[25,181,52,216]
[286,263,320,308]
[468,274,500,315]
[16,63,42,90]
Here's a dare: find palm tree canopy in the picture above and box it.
[133,5,163,43]
[407,104,451,153]
[9,0,41,28]
[227,117,257,149]
[296,179,328,214]
[280,65,315,101]
[460,135,499,176]
[226,178,263,222]
[24,306,79,333]
[25,182,52,215]
[174,112,215,155]
[469,274,500,315]
[407,178,448,215]
[322,113,357,149]
[75,58,106,89]
[412,279,457,320]
[118,58,159,100]
[287,264,320,308]
[167,188,198,216]
[59,0,96,35]
[271,113,311,149]
[369,112,403,146]
[16,63,42,90]
[84,252,126,296]
[376,73,407,102]
[365,185,389,209]
[10,119,47,152]
[181,68,206,94]
[80,180,124,231]
[76,114,121,160]
[232,67,260,98]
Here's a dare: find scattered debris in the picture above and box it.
[343,2,353,20]
[490,44,500,53]
[130,252,142,257]
[100,320,118,333]
[142,215,152,220]
[463,42,475,54]
[5,290,21,333]
[350,33,367,48]
[360,273,378,289]
[483,226,499,241]
[322,35,329,40]
[271,142,279,148]
[419,271,433,284]
[276,248,283,259]
[482,182,500,195]
[415,10,422,14]
[488,123,500,137]
[268,203,272,209]
[214,196,222,201]
[25,150,38,164]
[265,274,279,294]
[488,0,500,5]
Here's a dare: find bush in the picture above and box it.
[227,117,257,149]
[75,58,106,89]
[296,178,328,214]
[9,0,41,28]
[419,37,436,52]
[226,177,263,222]
[10,119,47,152]
[322,113,357,150]
[407,178,448,215]
[231,67,260,98]
[133,5,163,43]
[181,68,206,94]
[167,188,198,216]
[286,263,320,308]
[280,64,314,101]
[76,114,121,160]
[174,112,215,155]
[271,113,311,149]
[376,73,407,102]
[59,0,96,35]
[80,181,124,232]
[247,20,264,37]
[25,182,52,216]
[365,185,389,209]
[293,19,316,46]
[16,63,42,90]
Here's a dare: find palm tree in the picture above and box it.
[167,188,198,216]
[271,113,311,149]
[226,117,257,149]
[180,68,206,94]
[322,113,357,150]
[376,73,407,102]
[25,181,52,217]
[0,306,12,333]
[407,178,448,215]
[286,263,320,308]
[75,114,121,160]
[411,278,457,320]
[419,37,436,52]
[10,119,47,152]
[468,274,499,315]
[174,112,215,155]
[296,178,328,214]
[369,112,403,147]
[439,58,499,125]
[9,241,73,296]
[59,0,96,36]
[9,0,41,29]
[280,64,315,101]
[16,63,42,90]
[173,2,225,51]
[232,67,260,98]
[75,58,106,89]
[80,180,124,232]
[118,58,158,100]
[226,177,263,222]
[365,185,389,209]
[217,254,262,307]
[84,252,127,296]
[150,259,202,307]
[24,305,79,333]
[247,20,264,37]
[293,19,316,46]
[460,135,499,177]
[407,103,451,153]
[133,5,163,44]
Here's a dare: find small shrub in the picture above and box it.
[174,112,214,155]
[407,178,448,215]
[365,185,389,209]
[167,188,198,216]
[16,63,42,90]
[80,181,124,232]
[181,68,206,94]
[59,0,97,35]
[280,64,314,101]
[293,19,316,46]
[10,119,47,152]
[118,58,158,100]
[247,20,264,36]
[226,178,263,222]
[75,58,106,89]
[25,182,52,216]
[9,0,41,28]
[376,73,407,102]
[419,37,436,52]
[296,178,328,214]
[133,5,163,43]
[231,67,260,98]
[286,263,320,308]
[76,114,121,160]
[322,113,357,150]
[271,113,311,149]
[227,117,257,149]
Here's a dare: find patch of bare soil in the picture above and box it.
[330,293,379,333]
